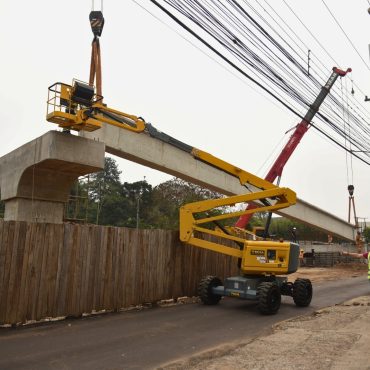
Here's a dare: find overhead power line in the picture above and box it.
[281,0,370,102]
[257,0,370,122]
[148,0,370,166]
[321,0,370,71]
[148,0,308,119]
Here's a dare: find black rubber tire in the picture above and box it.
[293,278,313,307]
[198,276,222,305]
[257,282,281,315]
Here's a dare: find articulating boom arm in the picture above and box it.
[46,79,297,259]
[179,150,296,258]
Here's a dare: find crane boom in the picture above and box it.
[235,67,351,229]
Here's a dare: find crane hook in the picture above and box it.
[347,184,354,196]
[90,0,104,38]
[89,10,104,38]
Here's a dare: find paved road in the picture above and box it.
[1,277,369,370]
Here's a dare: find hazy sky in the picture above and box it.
[0,0,369,223]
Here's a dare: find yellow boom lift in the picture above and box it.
[46,6,312,315]
[46,79,312,314]
[179,150,312,314]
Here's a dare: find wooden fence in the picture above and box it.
[0,220,238,325]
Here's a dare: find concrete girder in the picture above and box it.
[82,124,356,241]
[0,131,105,223]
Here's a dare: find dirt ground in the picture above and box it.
[159,265,370,370]
[288,263,367,283]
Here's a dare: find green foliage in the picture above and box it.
[246,213,343,242]
[363,227,370,243]
[248,212,269,229]
[268,216,341,242]
[119,180,153,228]
[65,157,342,240]
[71,164,223,229]
[66,157,155,227]
[0,200,4,218]
[65,157,127,225]
[146,178,224,230]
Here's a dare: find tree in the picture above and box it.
[146,178,225,229]
[68,157,154,228]
[87,157,127,225]
[268,216,342,242]
[67,157,128,225]
[363,227,370,243]
[0,200,4,218]
[120,180,153,228]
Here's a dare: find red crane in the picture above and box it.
[235,67,351,229]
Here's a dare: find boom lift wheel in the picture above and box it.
[293,278,312,307]
[257,282,281,315]
[198,276,222,305]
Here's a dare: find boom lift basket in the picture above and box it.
[46,81,103,132]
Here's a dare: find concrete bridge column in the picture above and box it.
[0,131,105,223]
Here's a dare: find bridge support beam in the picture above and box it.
[0,131,105,223]
[82,125,355,241]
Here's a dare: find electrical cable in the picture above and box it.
[149,0,309,119]
[280,0,370,104]
[321,0,370,71]
[256,0,370,122]
[148,0,370,165]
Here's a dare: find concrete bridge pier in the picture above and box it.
[0,131,105,223]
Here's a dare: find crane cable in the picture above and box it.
[342,77,354,186]
[92,0,103,12]
[341,77,357,225]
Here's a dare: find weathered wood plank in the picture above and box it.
[53,223,65,317]
[32,223,47,321]
[0,222,16,324]
[26,223,41,321]
[103,227,114,310]
[37,223,51,320]
[16,222,33,323]
[4,221,19,324]
[56,223,72,317]
[79,225,89,314]
[113,227,123,310]
[46,224,63,318]
[85,225,96,312]
[71,224,82,316]
[0,220,11,323]
[7,222,28,324]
